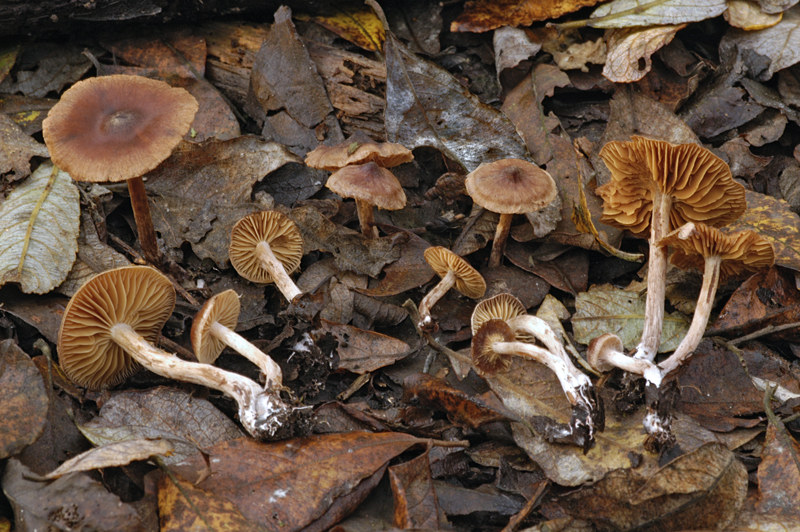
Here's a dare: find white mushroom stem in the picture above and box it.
[418,269,457,329]
[492,340,593,406]
[255,241,302,303]
[658,254,722,377]
[634,191,672,363]
[595,344,663,387]
[489,213,513,269]
[355,198,379,238]
[109,323,290,440]
[209,321,283,387]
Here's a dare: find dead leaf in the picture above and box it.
[320,278,354,324]
[481,265,551,309]
[384,2,442,56]
[726,0,783,30]
[352,292,408,328]
[0,43,20,85]
[493,27,542,75]
[101,27,207,77]
[603,25,686,83]
[355,225,434,297]
[504,242,589,296]
[0,113,48,180]
[452,205,498,256]
[718,137,773,180]
[296,3,385,52]
[741,108,788,146]
[451,0,603,32]
[0,291,67,343]
[590,0,727,28]
[318,319,410,374]
[549,38,607,73]
[0,340,48,460]
[43,439,174,480]
[0,94,57,136]
[389,447,442,529]
[756,424,800,519]
[0,43,92,98]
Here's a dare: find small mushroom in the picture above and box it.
[58,266,291,440]
[305,131,413,171]
[43,75,199,265]
[325,162,406,238]
[465,159,557,268]
[656,222,774,376]
[596,137,746,362]
[229,211,304,303]
[418,246,486,331]
[471,293,526,336]
[192,289,282,387]
[587,333,662,386]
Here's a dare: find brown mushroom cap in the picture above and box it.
[229,211,304,284]
[305,131,414,171]
[471,293,526,335]
[326,162,407,210]
[596,136,746,236]
[661,222,774,280]
[58,265,176,389]
[586,333,625,373]
[191,289,240,365]
[471,319,516,374]
[43,75,198,183]
[465,159,557,214]
[424,246,486,299]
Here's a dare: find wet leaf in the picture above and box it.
[603,25,686,83]
[389,447,441,529]
[297,3,384,52]
[726,189,800,271]
[2,459,143,532]
[561,442,747,530]
[144,137,300,268]
[0,340,48,460]
[384,29,527,172]
[0,113,48,181]
[43,439,174,480]
[590,0,727,28]
[0,161,80,294]
[319,319,410,374]
[756,424,800,519]
[169,432,424,531]
[572,284,689,353]
[451,0,603,32]
[355,225,434,297]
[79,387,244,466]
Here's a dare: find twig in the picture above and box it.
[501,481,548,532]
[402,299,473,368]
[725,321,800,347]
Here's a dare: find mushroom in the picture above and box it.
[229,211,304,303]
[325,162,406,238]
[656,222,774,376]
[305,130,413,171]
[192,289,282,387]
[596,136,746,363]
[57,266,291,440]
[464,159,557,268]
[587,333,662,386]
[418,246,486,331]
[43,75,199,265]
[471,293,526,336]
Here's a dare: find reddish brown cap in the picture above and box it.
[43,74,198,183]
[229,211,304,284]
[465,159,557,214]
[424,247,486,299]
[596,136,746,236]
[471,319,516,375]
[191,289,240,365]
[58,265,176,389]
[471,293,526,335]
[305,131,413,171]
[326,162,407,210]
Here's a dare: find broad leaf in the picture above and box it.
[590,0,727,28]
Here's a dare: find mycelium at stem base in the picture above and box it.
[256,241,302,303]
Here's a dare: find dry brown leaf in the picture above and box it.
[494,27,541,74]
[355,226,434,297]
[551,38,606,73]
[0,113,48,180]
[603,25,686,83]
[451,0,604,33]
[725,0,783,30]
[389,447,442,529]
[319,319,410,374]
[756,424,800,519]
[0,340,48,460]
[43,439,174,480]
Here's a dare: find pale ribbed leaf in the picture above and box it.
[590,0,727,28]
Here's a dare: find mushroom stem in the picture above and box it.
[109,323,290,440]
[355,198,378,238]
[600,348,663,386]
[635,190,672,363]
[506,315,569,362]
[489,213,513,268]
[658,254,722,376]
[209,321,283,387]
[255,241,302,303]
[127,176,162,265]
[418,269,457,329]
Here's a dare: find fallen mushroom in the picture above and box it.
[192,289,282,387]
[58,265,292,440]
[471,293,526,336]
[43,75,198,265]
[418,246,486,331]
[656,222,774,376]
[305,130,413,171]
[465,159,557,268]
[587,333,662,387]
[229,211,304,303]
[596,136,746,363]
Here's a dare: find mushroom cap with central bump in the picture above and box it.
[191,289,240,365]
[596,136,746,236]
[326,162,407,211]
[471,293,526,335]
[587,333,625,373]
[229,211,304,284]
[424,247,486,299]
[58,265,176,389]
[465,159,557,214]
[471,319,516,374]
[305,131,414,171]
[43,74,199,183]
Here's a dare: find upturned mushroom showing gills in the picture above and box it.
[304,130,413,171]
[656,222,774,376]
[43,75,199,265]
[587,333,662,387]
[596,136,746,363]
[229,211,304,303]
[58,266,292,440]
[418,247,486,331]
[465,159,557,268]
[192,289,282,387]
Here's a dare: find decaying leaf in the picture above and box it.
[0,43,92,98]
[493,27,542,75]
[590,0,727,28]
[756,424,800,519]
[296,4,385,52]
[101,26,207,77]
[318,319,410,374]
[603,25,686,83]
[572,284,689,353]
[548,38,607,73]
[0,44,20,85]
[725,0,783,30]
[389,447,441,529]
[355,226,434,297]
[352,292,408,327]
[452,205,498,256]
[0,113,48,181]
[451,0,603,32]
[0,340,48,460]
[320,278,354,324]
[0,161,80,294]
[43,439,174,480]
